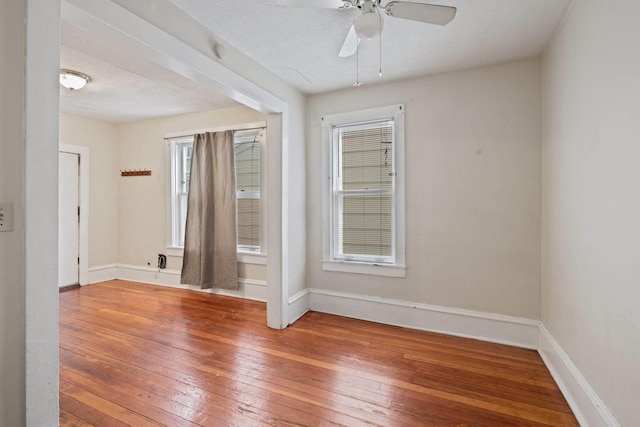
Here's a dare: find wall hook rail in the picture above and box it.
[120,169,151,177]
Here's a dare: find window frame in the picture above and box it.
[166,123,267,263]
[169,135,194,251]
[233,129,264,254]
[321,104,406,278]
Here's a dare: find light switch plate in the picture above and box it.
[0,203,14,232]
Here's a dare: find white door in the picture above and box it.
[59,152,80,288]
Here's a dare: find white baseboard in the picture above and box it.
[87,263,267,302]
[287,288,310,325]
[116,264,182,287]
[308,288,540,349]
[538,325,621,427]
[88,264,118,284]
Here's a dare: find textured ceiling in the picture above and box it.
[168,0,573,93]
[60,21,239,124]
[60,0,572,122]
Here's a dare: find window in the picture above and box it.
[322,105,405,277]
[170,136,193,248]
[168,128,265,256]
[234,130,261,252]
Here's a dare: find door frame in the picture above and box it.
[62,0,292,329]
[59,144,89,286]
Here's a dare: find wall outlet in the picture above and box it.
[0,203,14,232]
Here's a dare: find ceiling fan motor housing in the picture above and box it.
[354,0,383,39]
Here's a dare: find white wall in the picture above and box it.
[60,113,119,268]
[284,108,308,299]
[24,0,61,423]
[117,106,267,280]
[541,1,640,425]
[0,2,27,424]
[0,0,60,425]
[307,58,542,319]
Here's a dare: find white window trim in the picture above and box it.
[165,121,268,264]
[237,252,267,265]
[235,129,264,254]
[321,104,406,277]
[169,135,193,250]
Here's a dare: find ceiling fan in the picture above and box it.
[275,0,457,58]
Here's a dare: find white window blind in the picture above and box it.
[234,129,261,251]
[333,120,394,261]
[322,104,405,276]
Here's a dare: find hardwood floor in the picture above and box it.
[59,280,578,426]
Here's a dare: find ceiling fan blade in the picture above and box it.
[338,25,360,57]
[385,1,456,26]
[276,0,348,8]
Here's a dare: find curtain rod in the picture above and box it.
[164,121,266,140]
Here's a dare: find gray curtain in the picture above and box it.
[181,131,238,290]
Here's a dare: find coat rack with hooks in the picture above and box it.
[120,169,151,177]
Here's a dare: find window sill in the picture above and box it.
[322,260,406,278]
[166,246,267,265]
[166,246,184,257]
[237,252,267,265]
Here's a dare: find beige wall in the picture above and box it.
[58,106,268,280]
[542,0,640,425]
[59,113,119,267]
[307,58,542,319]
[117,106,267,280]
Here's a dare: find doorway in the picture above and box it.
[58,144,89,288]
[58,151,79,287]
[60,0,290,328]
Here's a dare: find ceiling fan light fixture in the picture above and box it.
[60,69,91,90]
[353,10,383,39]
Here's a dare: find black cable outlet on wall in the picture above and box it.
[157,254,167,270]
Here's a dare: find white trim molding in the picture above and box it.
[287,288,310,326]
[165,246,267,266]
[308,288,540,349]
[117,264,267,302]
[88,264,267,302]
[88,264,118,284]
[237,252,267,265]
[59,144,89,285]
[538,325,622,427]
[164,121,267,140]
[322,260,406,278]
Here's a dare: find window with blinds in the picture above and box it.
[332,120,395,262]
[234,130,261,251]
[169,128,263,253]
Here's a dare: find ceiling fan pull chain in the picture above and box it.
[354,41,362,87]
[379,10,383,78]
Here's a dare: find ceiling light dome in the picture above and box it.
[354,10,383,39]
[59,69,91,90]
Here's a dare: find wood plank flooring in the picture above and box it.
[59,280,578,426]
